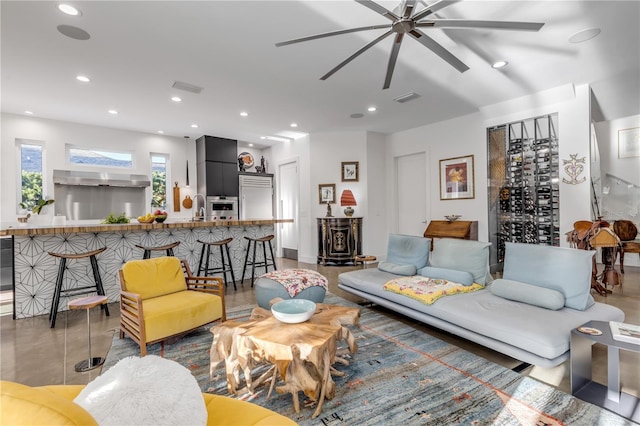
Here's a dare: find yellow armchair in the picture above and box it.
[1,381,297,426]
[118,256,226,356]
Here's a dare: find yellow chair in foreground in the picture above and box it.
[118,256,225,356]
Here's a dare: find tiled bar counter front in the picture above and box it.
[0,219,292,319]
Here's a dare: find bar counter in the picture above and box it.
[1,218,293,319]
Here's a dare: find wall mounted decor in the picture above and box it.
[341,161,359,182]
[562,153,586,185]
[440,155,475,200]
[318,183,336,204]
[618,127,640,158]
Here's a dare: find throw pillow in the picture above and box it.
[378,261,417,276]
[386,234,431,269]
[417,266,474,286]
[490,278,565,310]
[74,355,207,426]
[429,238,491,284]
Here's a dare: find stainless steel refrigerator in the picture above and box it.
[239,175,274,220]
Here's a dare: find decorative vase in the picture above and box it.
[344,207,354,217]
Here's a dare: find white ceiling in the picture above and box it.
[2,1,639,148]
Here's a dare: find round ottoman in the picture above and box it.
[255,269,327,309]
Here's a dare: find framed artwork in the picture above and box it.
[440,155,475,200]
[341,161,359,182]
[318,183,336,204]
[618,127,640,158]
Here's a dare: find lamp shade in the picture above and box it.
[340,190,357,206]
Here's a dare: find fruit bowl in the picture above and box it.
[154,215,167,223]
[271,299,316,324]
[137,217,155,223]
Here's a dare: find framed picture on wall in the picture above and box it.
[318,183,336,204]
[341,161,359,182]
[618,127,640,158]
[440,155,475,200]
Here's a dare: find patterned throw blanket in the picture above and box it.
[384,276,483,305]
[260,269,328,298]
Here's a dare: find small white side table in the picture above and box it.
[570,320,640,422]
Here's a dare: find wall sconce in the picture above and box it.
[340,189,357,217]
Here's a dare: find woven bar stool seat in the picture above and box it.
[241,235,277,287]
[197,238,236,290]
[134,241,180,259]
[47,247,109,328]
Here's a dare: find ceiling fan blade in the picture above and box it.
[320,30,394,81]
[401,0,417,19]
[412,0,460,21]
[275,24,390,47]
[409,28,469,73]
[354,0,399,22]
[417,19,544,31]
[383,33,404,89]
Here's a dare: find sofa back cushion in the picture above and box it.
[417,266,474,286]
[120,257,186,300]
[502,242,595,311]
[378,261,417,276]
[429,238,491,284]
[384,234,430,270]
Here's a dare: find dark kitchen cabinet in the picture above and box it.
[203,162,238,196]
[196,135,239,197]
[196,135,237,163]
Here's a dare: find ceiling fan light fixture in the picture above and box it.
[568,28,601,43]
[492,60,508,69]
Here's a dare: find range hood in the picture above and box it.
[53,170,150,187]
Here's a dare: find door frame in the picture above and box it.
[275,157,300,258]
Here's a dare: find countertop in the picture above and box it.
[0,218,293,236]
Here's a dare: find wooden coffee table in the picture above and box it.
[210,302,360,419]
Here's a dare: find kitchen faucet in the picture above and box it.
[193,194,206,221]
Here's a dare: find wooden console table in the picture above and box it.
[317,217,362,265]
[424,220,478,250]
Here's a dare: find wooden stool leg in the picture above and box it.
[50,258,67,328]
[241,240,251,285]
[89,255,109,316]
[225,243,237,291]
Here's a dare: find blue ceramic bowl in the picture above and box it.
[271,299,316,323]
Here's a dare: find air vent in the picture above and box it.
[172,81,203,94]
[393,92,420,103]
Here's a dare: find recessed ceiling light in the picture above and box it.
[492,61,508,69]
[190,124,199,128]
[290,123,298,128]
[108,110,118,115]
[157,130,164,134]
[171,96,182,102]
[367,106,377,112]
[76,75,90,82]
[58,4,80,16]
[568,28,601,43]
[240,112,248,117]
[249,143,254,147]
[260,136,266,140]
[24,110,34,115]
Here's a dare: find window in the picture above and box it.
[18,141,44,211]
[68,147,133,168]
[151,154,168,210]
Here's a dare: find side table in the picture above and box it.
[354,255,376,269]
[570,320,640,422]
[68,295,109,372]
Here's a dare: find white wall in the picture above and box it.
[0,113,197,223]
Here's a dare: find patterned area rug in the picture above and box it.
[104,295,632,425]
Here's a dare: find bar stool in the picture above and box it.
[68,295,109,372]
[241,235,277,287]
[134,241,180,259]
[197,238,236,290]
[47,247,109,328]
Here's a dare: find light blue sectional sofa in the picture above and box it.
[338,235,624,368]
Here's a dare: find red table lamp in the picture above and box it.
[340,190,357,217]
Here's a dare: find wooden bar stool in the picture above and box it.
[68,295,108,372]
[47,247,109,328]
[241,235,277,287]
[134,241,180,259]
[197,238,236,290]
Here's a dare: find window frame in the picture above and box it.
[16,139,47,213]
[66,144,134,169]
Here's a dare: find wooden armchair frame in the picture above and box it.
[119,259,225,356]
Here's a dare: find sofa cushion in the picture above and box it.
[429,238,491,284]
[503,242,595,311]
[121,257,187,300]
[490,279,565,310]
[385,234,431,269]
[417,266,474,286]
[378,261,417,276]
[75,355,207,426]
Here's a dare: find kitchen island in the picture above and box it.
[0,219,293,319]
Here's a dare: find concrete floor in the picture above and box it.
[1,258,638,402]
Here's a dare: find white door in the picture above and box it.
[396,152,428,236]
[277,160,299,259]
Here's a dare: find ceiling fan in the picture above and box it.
[276,0,544,89]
